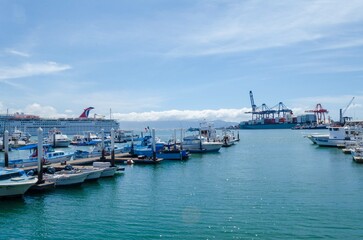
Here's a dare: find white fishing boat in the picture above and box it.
[70,131,102,146]
[44,167,89,186]
[9,144,74,168]
[312,124,362,147]
[305,133,329,144]
[182,121,223,153]
[93,162,117,177]
[46,128,71,148]
[221,129,239,147]
[74,140,122,159]
[182,135,222,153]
[0,168,37,197]
[75,166,104,180]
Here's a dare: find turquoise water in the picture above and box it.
[1,129,363,239]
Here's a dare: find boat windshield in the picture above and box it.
[0,170,25,180]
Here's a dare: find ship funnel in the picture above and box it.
[79,107,94,118]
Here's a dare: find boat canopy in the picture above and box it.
[16,143,52,150]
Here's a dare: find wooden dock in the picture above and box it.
[21,153,163,172]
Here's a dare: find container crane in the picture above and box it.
[245,91,291,121]
[305,103,329,124]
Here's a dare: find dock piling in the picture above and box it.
[152,128,156,161]
[4,130,9,167]
[37,128,44,183]
[111,128,115,167]
[100,128,106,160]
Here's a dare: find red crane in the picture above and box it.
[305,104,329,124]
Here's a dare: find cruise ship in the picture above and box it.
[0,107,119,136]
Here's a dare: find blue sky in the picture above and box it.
[0,0,362,122]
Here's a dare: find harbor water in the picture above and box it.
[1,129,363,239]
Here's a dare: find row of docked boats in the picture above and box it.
[305,121,363,162]
[122,122,240,161]
[1,121,239,197]
[1,128,104,151]
[0,161,119,197]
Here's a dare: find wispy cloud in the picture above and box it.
[0,62,71,80]
[166,1,363,57]
[5,49,30,57]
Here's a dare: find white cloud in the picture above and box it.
[11,103,68,118]
[0,62,71,80]
[113,108,250,122]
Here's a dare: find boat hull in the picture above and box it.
[0,178,37,197]
[9,154,73,168]
[183,142,222,153]
[45,172,88,186]
[315,138,355,147]
[134,148,189,160]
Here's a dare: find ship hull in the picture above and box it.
[239,123,297,129]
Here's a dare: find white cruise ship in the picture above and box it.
[0,107,119,136]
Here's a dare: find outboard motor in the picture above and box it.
[64,164,73,171]
[47,167,56,174]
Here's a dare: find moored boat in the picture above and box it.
[93,162,117,177]
[313,125,362,147]
[9,144,74,168]
[46,128,71,148]
[75,166,104,180]
[182,121,223,153]
[182,135,222,153]
[70,131,102,146]
[43,167,89,186]
[0,168,37,197]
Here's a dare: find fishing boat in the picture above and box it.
[134,145,189,160]
[75,166,104,180]
[182,135,222,153]
[43,166,89,186]
[73,141,122,159]
[312,125,362,147]
[0,168,37,197]
[182,121,223,153]
[221,129,239,147]
[45,128,71,148]
[93,162,117,177]
[9,144,74,168]
[70,131,102,146]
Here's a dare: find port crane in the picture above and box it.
[246,91,292,120]
[305,103,329,124]
[340,97,355,124]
